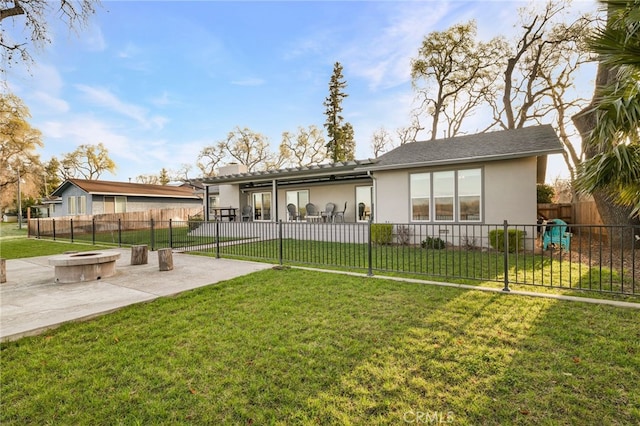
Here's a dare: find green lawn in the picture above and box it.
[1,268,638,425]
[198,239,638,297]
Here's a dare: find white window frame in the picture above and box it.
[410,167,483,223]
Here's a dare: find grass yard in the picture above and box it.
[1,268,638,425]
[0,238,112,260]
[198,239,638,298]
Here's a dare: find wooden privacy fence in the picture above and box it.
[28,207,203,236]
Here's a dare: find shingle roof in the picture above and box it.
[360,125,563,171]
[52,179,200,199]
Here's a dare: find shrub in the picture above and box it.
[188,214,204,231]
[396,225,411,245]
[371,224,393,245]
[421,236,445,249]
[537,183,555,203]
[489,229,525,252]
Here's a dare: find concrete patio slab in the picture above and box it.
[1,249,273,342]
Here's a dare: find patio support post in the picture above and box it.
[367,220,373,277]
[502,220,510,292]
[215,220,220,259]
[278,220,283,265]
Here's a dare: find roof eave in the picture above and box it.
[359,148,564,172]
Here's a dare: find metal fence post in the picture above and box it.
[278,220,283,265]
[150,218,155,251]
[118,219,122,247]
[36,217,40,239]
[92,218,96,245]
[52,219,56,241]
[215,220,220,259]
[70,218,74,243]
[502,220,510,292]
[169,219,173,248]
[367,221,373,276]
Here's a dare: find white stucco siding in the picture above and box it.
[483,157,537,224]
[373,157,537,225]
[372,169,410,223]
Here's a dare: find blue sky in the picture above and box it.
[6,0,598,183]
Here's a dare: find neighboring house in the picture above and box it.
[202,125,564,225]
[49,179,202,218]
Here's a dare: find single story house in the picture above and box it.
[49,179,202,218]
[201,125,563,226]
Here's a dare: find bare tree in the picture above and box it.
[196,144,225,177]
[218,127,276,172]
[411,21,506,140]
[395,116,424,145]
[371,127,393,158]
[279,125,328,167]
[1,0,100,71]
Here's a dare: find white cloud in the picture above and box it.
[342,2,454,91]
[32,92,70,114]
[231,78,265,87]
[75,84,167,130]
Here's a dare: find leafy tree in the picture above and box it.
[42,157,61,196]
[574,0,640,222]
[411,21,506,140]
[159,167,171,185]
[135,174,160,185]
[279,125,328,167]
[323,62,354,162]
[0,93,43,212]
[60,142,116,180]
[1,0,101,71]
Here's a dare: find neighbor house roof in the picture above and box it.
[359,125,563,172]
[51,179,201,199]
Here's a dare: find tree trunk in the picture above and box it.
[130,245,148,265]
[572,63,640,247]
[158,248,174,271]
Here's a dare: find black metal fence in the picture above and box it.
[31,218,639,296]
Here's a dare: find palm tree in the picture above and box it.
[575,0,640,218]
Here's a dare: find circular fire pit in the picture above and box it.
[48,251,121,283]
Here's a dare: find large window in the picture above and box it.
[67,196,87,215]
[286,190,309,219]
[252,192,271,221]
[411,168,482,222]
[67,196,76,214]
[458,169,481,221]
[410,174,430,221]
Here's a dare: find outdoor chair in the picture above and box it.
[241,205,253,222]
[542,218,571,250]
[305,203,322,222]
[323,202,336,222]
[333,202,347,222]
[287,203,300,221]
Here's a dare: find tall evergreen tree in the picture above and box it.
[323,62,355,162]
